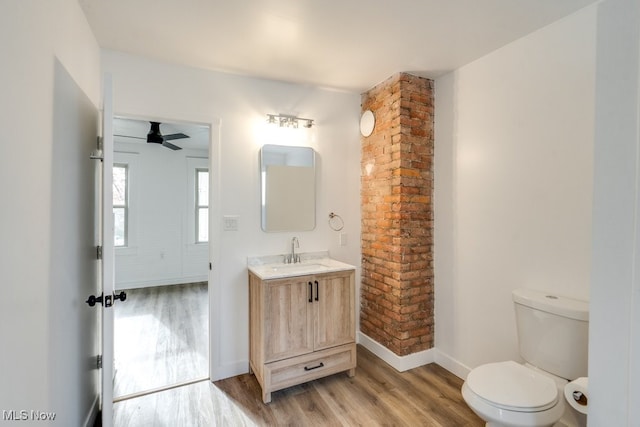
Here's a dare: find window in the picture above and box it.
[113,164,128,247]
[196,168,209,243]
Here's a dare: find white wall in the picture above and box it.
[0,0,101,425]
[114,142,209,289]
[434,6,597,376]
[102,51,362,377]
[589,0,640,424]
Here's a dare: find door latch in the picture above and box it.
[85,291,127,307]
[85,293,103,307]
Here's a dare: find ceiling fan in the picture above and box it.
[145,121,190,150]
[115,121,190,150]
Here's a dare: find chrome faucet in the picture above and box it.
[287,237,300,263]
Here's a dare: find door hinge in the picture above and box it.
[96,245,103,260]
[97,355,102,369]
[209,262,212,271]
[90,136,104,160]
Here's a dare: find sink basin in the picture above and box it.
[270,263,329,273]
[247,252,356,280]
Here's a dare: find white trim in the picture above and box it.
[357,332,471,380]
[186,157,210,244]
[208,118,223,381]
[113,151,139,250]
[357,332,435,372]
[100,73,115,427]
[210,339,470,383]
[433,349,472,380]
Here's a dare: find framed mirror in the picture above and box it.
[260,144,316,232]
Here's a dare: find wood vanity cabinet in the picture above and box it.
[249,269,356,403]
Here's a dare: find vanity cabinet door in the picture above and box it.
[313,271,355,351]
[264,276,314,363]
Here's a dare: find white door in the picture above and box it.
[101,74,115,426]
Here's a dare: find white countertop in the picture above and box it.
[247,251,356,280]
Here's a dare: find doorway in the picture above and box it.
[110,117,211,401]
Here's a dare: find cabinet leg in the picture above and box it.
[262,391,271,404]
[347,368,356,378]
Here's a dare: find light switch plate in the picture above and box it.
[223,215,239,231]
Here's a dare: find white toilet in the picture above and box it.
[461,288,589,427]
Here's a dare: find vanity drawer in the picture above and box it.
[265,343,356,392]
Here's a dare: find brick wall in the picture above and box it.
[360,73,434,356]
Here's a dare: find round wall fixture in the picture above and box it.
[360,110,375,137]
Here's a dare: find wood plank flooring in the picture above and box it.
[113,282,208,398]
[114,345,482,426]
[112,282,481,426]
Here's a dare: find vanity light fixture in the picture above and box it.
[267,114,314,129]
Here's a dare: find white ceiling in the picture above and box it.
[80,0,598,92]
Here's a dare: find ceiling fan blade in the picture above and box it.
[162,140,183,150]
[114,134,145,140]
[163,132,190,141]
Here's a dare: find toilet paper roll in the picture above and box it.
[564,377,589,415]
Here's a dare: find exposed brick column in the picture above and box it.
[360,73,434,356]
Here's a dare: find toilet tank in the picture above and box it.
[513,288,589,380]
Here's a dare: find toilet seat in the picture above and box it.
[466,361,558,412]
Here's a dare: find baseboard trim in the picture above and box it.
[210,343,471,384]
[83,394,100,427]
[357,332,435,372]
[433,349,472,380]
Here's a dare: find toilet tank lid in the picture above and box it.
[512,289,589,321]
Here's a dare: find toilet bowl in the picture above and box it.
[461,289,589,427]
[461,361,565,427]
